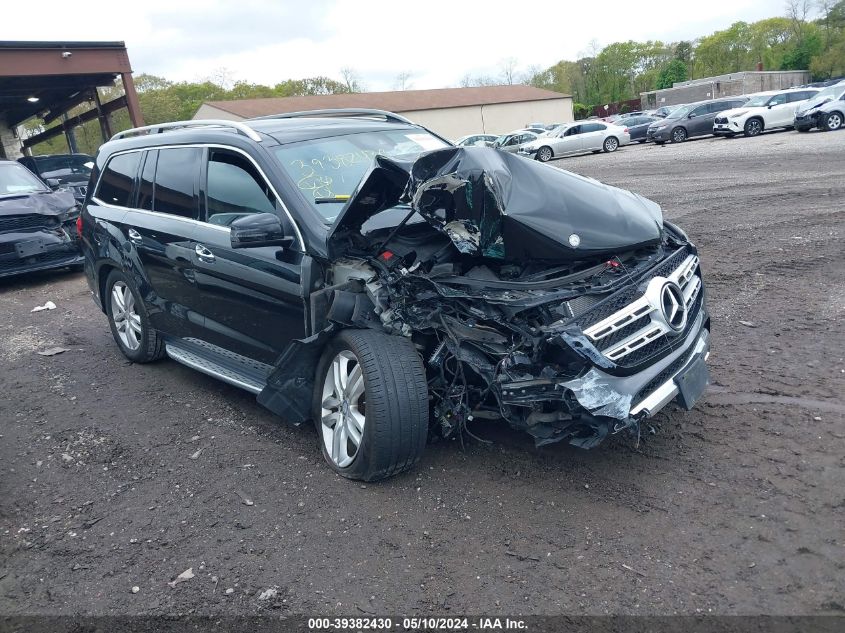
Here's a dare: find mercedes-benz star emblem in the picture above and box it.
[660,282,687,332]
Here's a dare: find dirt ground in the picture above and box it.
[1,129,843,617]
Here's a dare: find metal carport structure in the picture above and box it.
[0,40,144,158]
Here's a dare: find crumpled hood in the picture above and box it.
[0,190,77,217]
[330,146,663,261]
[796,95,834,114]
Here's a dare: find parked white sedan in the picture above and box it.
[713,88,819,137]
[519,122,631,162]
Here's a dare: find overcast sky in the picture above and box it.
[6,0,790,91]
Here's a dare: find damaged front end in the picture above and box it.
[272,147,711,448]
[0,188,83,279]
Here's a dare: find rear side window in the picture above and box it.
[788,91,816,102]
[205,150,276,226]
[137,150,157,211]
[96,152,140,207]
[153,148,201,219]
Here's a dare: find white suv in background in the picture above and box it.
[713,88,820,137]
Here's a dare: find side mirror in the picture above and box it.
[230,212,294,249]
[45,177,62,188]
[687,112,696,118]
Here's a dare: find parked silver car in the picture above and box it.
[491,130,541,153]
[519,121,631,161]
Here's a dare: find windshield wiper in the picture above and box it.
[314,195,351,204]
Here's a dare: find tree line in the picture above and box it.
[522,1,844,115]
[23,1,845,155]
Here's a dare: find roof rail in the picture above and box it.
[111,119,261,142]
[250,109,414,124]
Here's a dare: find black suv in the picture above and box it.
[80,110,710,481]
[18,153,94,204]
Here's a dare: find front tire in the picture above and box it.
[536,146,553,162]
[602,136,619,152]
[313,329,428,481]
[744,118,763,137]
[671,127,687,143]
[822,111,843,131]
[104,270,165,363]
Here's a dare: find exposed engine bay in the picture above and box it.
[261,147,710,448]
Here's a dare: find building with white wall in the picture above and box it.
[193,85,573,140]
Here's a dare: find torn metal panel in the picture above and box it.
[257,326,337,424]
[565,368,633,421]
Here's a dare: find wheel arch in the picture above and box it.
[747,115,764,129]
[96,262,120,314]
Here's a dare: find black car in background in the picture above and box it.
[80,111,709,481]
[0,160,83,279]
[18,153,94,204]
[621,115,660,142]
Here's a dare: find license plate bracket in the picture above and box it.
[15,239,45,258]
[675,356,709,410]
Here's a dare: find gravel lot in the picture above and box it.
[1,129,843,617]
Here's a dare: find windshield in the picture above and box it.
[0,162,49,197]
[274,129,448,222]
[745,94,774,107]
[809,84,844,102]
[667,105,694,118]
[32,154,93,180]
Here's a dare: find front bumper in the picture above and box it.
[793,113,819,130]
[497,268,710,447]
[562,311,709,419]
[0,227,82,279]
[713,120,742,135]
[647,128,669,142]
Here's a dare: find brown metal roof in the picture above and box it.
[203,85,571,119]
[0,40,134,126]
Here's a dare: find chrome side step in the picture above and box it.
[165,338,273,395]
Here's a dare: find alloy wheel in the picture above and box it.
[746,120,762,136]
[604,137,618,152]
[110,281,141,351]
[672,128,686,143]
[320,350,366,468]
[538,147,552,162]
[827,113,842,131]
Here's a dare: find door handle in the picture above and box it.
[127,228,142,244]
[195,243,215,263]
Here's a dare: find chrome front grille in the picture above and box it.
[582,254,702,364]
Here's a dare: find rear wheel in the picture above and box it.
[104,270,165,363]
[313,329,428,481]
[602,136,619,152]
[671,127,687,143]
[822,111,843,131]
[744,118,763,137]
[536,146,553,162]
